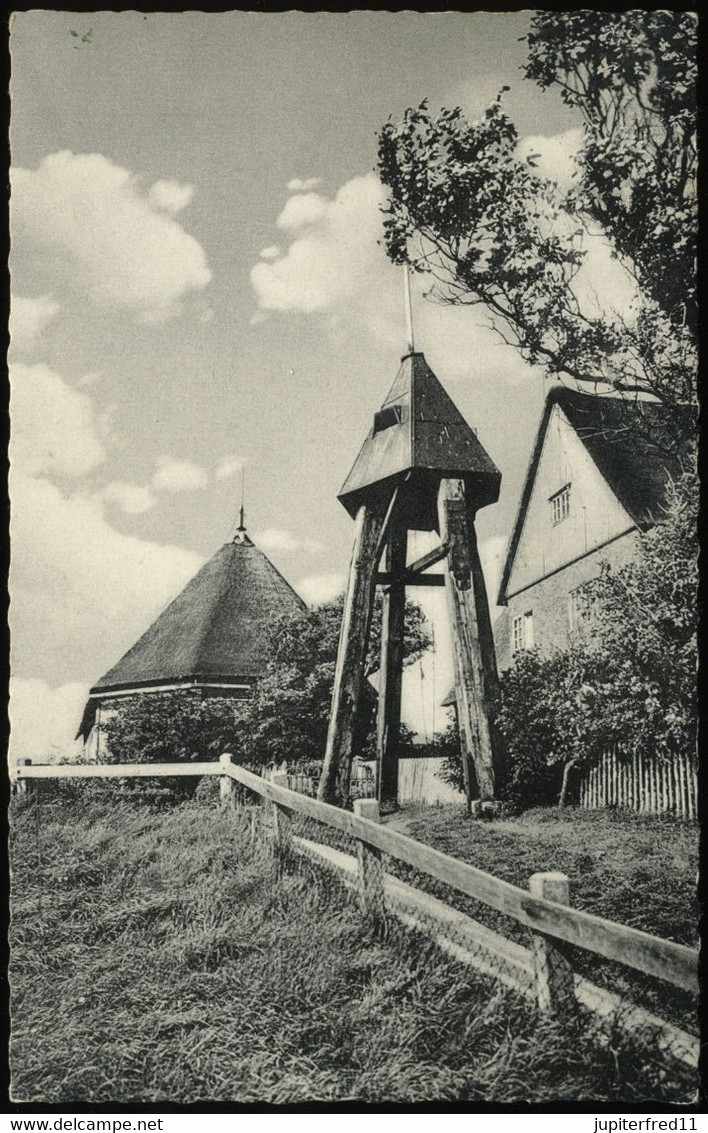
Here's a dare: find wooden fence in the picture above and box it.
[11,755,698,1072]
[578,749,697,820]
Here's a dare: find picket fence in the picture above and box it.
[578,749,697,821]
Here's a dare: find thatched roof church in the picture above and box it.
[77,519,306,747]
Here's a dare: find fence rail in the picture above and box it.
[217,759,696,995]
[12,754,698,1073]
[579,749,697,820]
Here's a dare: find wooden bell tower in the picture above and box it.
[318,348,504,812]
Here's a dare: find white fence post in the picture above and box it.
[353,798,385,924]
[219,752,235,807]
[269,771,292,858]
[14,758,32,796]
[528,871,576,1016]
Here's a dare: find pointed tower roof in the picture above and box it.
[339,352,500,524]
[77,525,306,738]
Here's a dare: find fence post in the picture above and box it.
[269,772,292,859]
[219,753,235,807]
[528,872,576,1016]
[14,759,32,796]
[353,798,385,925]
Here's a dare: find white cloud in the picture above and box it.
[103,480,158,515]
[277,191,329,230]
[249,173,534,385]
[295,572,346,606]
[514,129,636,320]
[10,361,107,479]
[12,151,211,323]
[9,678,89,765]
[255,527,324,555]
[259,245,281,261]
[152,457,208,494]
[251,174,387,314]
[10,470,204,690]
[10,295,60,353]
[287,177,321,193]
[251,146,634,368]
[517,128,583,188]
[148,178,195,214]
[214,454,245,481]
[572,233,638,321]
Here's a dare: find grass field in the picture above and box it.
[9,788,697,1105]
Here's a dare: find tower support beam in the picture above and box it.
[467,506,505,788]
[376,518,407,808]
[437,477,497,803]
[319,501,387,805]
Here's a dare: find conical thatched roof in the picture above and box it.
[77,527,306,739]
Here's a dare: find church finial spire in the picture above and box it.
[232,466,252,545]
[238,466,246,531]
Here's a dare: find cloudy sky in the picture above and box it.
[9,11,634,760]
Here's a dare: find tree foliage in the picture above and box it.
[377,11,696,438]
[231,592,430,770]
[102,691,245,767]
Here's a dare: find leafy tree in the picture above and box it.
[102,691,245,765]
[377,11,696,443]
[579,467,697,768]
[231,592,430,770]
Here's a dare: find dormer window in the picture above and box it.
[550,483,571,525]
[373,404,405,434]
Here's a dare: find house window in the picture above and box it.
[512,610,534,653]
[550,483,571,525]
[568,584,595,633]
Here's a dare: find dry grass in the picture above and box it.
[9,789,694,1105]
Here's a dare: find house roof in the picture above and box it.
[497,386,691,607]
[338,351,501,521]
[77,525,306,739]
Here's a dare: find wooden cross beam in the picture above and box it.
[376,572,445,588]
[406,541,449,577]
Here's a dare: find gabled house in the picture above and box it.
[77,519,306,757]
[493,386,687,671]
